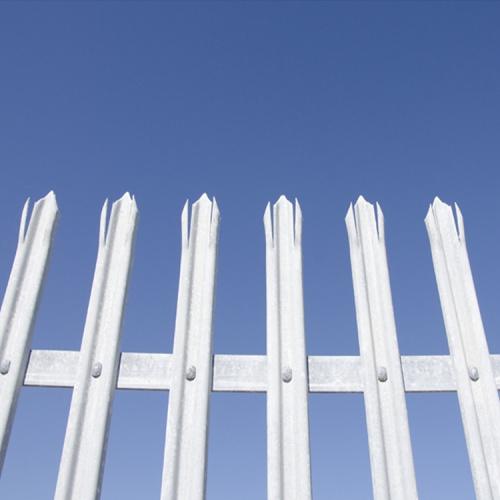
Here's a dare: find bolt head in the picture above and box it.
[92,362,102,378]
[377,366,388,382]
[282,366,292,383]
[469,366,479,381]
[0,359,11,375]
[186,365,196,381]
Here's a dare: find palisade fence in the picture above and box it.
[0,191,499,499]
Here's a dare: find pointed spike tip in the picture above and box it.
[111,192,138,214]
[375,202,385,240]
[345,203,355,227]
[294,198,302,214]
[191,193,213,210]
[431,196,449,209]
[44,190,57,202]
[99,199,109,245]
[211,196,220,225]
[263,202,273,247]
[294,199,303,246]
[120,192,138,212]
[345,203,359,242]
[264,202,271,218]
[181,200,189,247]
[425,203,433,220]
[118,192,133,203]
[354,195,374,210]
[18,198,31,244]
[454,202,465,241]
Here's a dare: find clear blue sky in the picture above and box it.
[1,1,500,498]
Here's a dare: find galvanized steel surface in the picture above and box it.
[426,198,500,499]
[264,197,312,500]
[55,194,139,500]
[0,193,500,499]
[0,192,59,474]
[161,195,220,500]
[346,197,418,499]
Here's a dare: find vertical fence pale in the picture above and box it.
[161,194,220,500]
[0,192,59,474]
[426,198,500,499]
[264,196,312,500]
[346,197,418,499]
[55,194,139,500]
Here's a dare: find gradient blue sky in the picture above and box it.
[1,1,500,498]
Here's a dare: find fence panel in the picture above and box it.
[0,192,499,499]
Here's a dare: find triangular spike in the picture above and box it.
[264,202,273,248]
[345,203,358,242]
[181,200,189,248]
[355,195,369,206]
[118,192,133,203]
[294,198,303,247]
[455,203,465,242]
[210,197,221,247]
[375,202,385,241]
[99,199,109,246]
[195,193,211,206]
[18,198,30,245]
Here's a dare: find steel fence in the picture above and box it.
[0,192,499,499]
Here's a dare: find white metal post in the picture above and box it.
[346,197,418,500]
[0,192,59,474]
[55,193,139,500]
[264,196,312,500]
[426,198,500,499]
[161,194,220,500]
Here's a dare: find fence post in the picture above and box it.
[0,192,59,474]
[55,193,139,500]
[345,197,418,499]
[426,198,500,499]
[264,196,312,500]
[161,194,220,500]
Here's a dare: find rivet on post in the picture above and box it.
[469,366,479,382]
[0,359,11,375]
[377,366,388,382]
[186,365,196,381]
[92,362,102,378]
[282,366,292,383]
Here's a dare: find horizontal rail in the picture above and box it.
[23,350,500,393]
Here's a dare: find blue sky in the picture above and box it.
[1,1,500,498]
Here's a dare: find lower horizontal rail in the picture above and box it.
[23,349,500,393]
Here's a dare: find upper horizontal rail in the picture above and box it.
[23,349,500,393]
